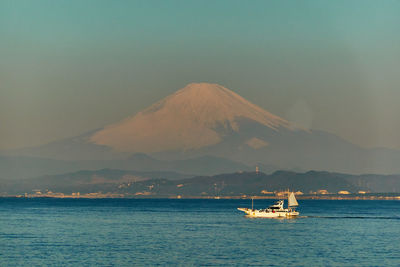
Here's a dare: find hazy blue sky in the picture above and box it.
[1,0,399,150]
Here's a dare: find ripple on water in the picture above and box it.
[0,199,399,266]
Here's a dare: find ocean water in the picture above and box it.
[0,198,399,266]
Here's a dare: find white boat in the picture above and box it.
[237,192,299,218]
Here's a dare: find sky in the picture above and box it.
[0,0,399,150]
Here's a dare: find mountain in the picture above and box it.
[5,82,400,174]
[90,83,294,153]
[5,170,400,196]
[10,83,295,160]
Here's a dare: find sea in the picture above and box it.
[0,198,399,266]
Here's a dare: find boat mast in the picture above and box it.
[251,197,254,210]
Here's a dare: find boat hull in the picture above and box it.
[237,208,299,218]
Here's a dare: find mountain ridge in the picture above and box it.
[0,154,252,180]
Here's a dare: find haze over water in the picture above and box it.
[1,199,399,266]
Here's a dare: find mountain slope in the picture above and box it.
[90,83,294,153]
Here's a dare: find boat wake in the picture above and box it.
[305,216,400,220]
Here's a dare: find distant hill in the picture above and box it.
[0,156,82,180]
[146,171,361,197]
[0,154,252,180]
[1,169,190,194]
[3,170,400,196]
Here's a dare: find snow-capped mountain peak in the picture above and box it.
[89,83,293,153]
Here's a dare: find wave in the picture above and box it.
[306,215,400,220]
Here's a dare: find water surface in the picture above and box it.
[0,198,399,266]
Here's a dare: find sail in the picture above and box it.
[288,192,298,207]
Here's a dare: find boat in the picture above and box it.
[237,192,299,218]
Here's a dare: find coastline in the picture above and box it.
[2,193,400,200]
